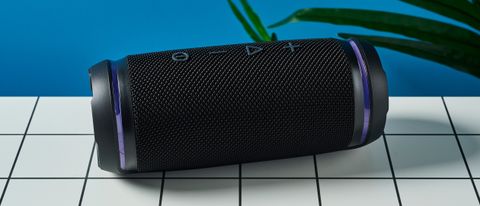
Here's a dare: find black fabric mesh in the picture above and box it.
[127,39,355,172]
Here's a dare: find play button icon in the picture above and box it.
[245,45,263,56]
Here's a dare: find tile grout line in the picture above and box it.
[78,141,96,206]
[383,134,402,206]
[25,133,94,135]
[0,96,39,205]
[239,163,242,206]
[313,155,322,206]
[8,177,85,179]
[158,172,166,206]
[1,177,477,180]
[441,96,480,204]
[0,134,94,136]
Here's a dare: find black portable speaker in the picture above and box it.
[89,38,388,174]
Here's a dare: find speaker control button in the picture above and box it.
[172,52,189,62]
[283,42,301,52]
[245,46,263,56]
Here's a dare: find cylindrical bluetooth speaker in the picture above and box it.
[89,38,388,174]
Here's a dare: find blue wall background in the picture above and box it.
[1,0,479,96]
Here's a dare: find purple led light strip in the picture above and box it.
[349,40,371,144]
[111,62,126,170]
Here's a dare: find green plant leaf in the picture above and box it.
[269,8,480,54]
[401,0,480,31]
[239,0,271,41]
[435,0,480,22]
[338,33,480,78]
[227,0,262,42]
[473,0,480,11]
[271,32,278,41]
[435,0,480,21]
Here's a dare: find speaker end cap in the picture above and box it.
[89,60,126,174]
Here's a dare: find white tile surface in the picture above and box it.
[0,97,36,133]
[0,135,22,177]
[28,97,93,134]
[444,97,480,134]
[387,135,468,177]
[166,164,238,178]
[460,135,480,178]
[1,179,83,206]
[88,145,163,178]
[242,156,315,177]
[162,179,238,206]
[398,179,479,206]
[0,96,478,206]
[82,179,162,206]
[385,97,452,134]
[0,179,6,191]
[13,135,93,177]
[319,179,398,206]
[316,138,391,177]
[242,179,318,206]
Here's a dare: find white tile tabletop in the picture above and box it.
[12,135,93,177]
[316,137,391,178]
[444,97,480,134]
[0,96,479,206]
[242,179,318,206]
[385,97,453,134]
[0,97,36,134]
[162,179,238,206]
[397,179,479,206]
[0,135,22,178]
[387,135,468,178]
[319,179,398,206]
[1,179,83,206]
[81,179,162,206]
[459,135,480,178]
[242,156,316,178]
[28,97,93,134]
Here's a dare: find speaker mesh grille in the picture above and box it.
[127,39,355,171]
